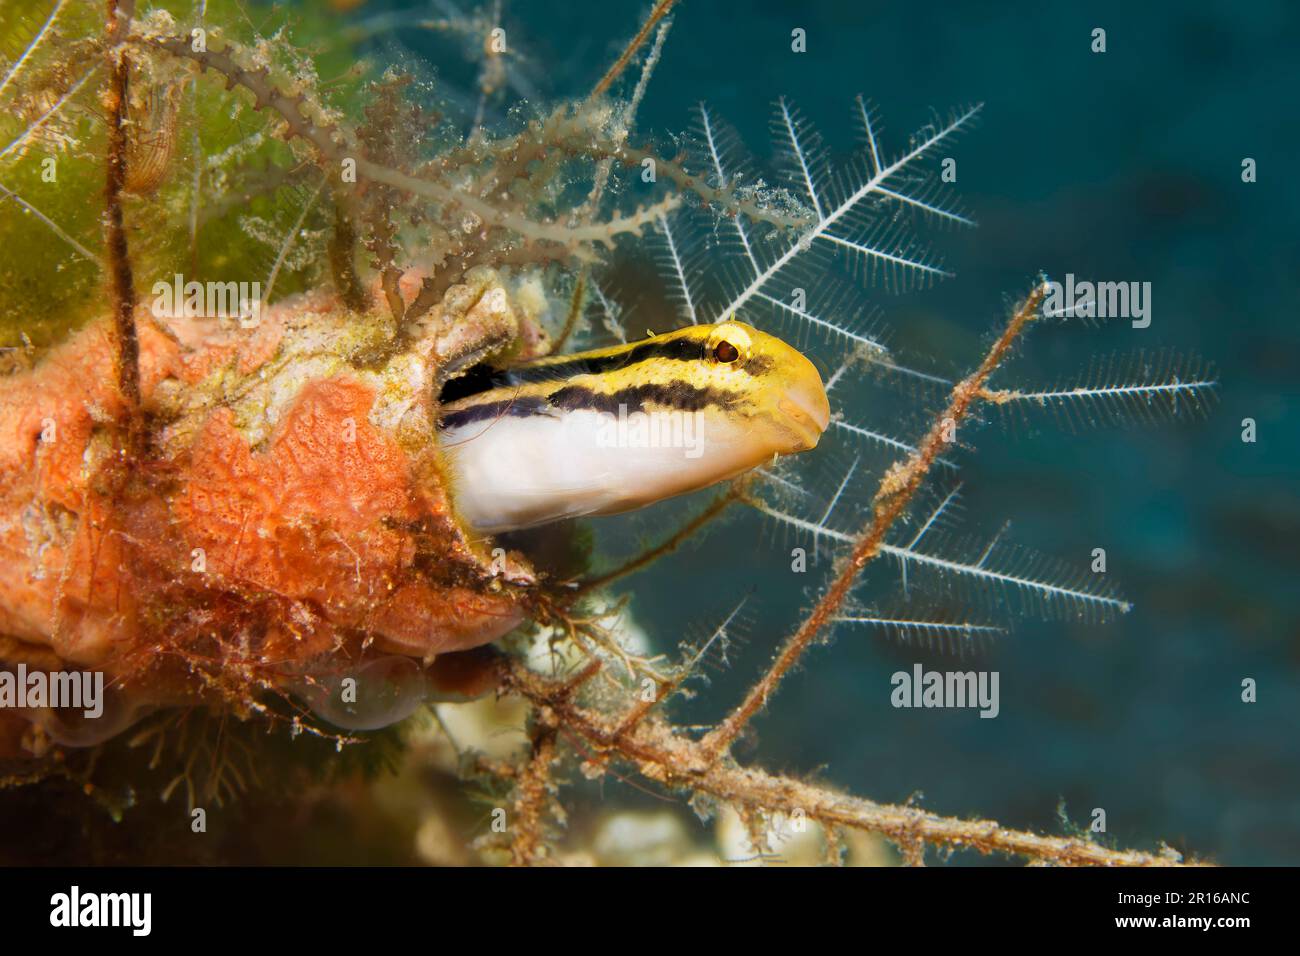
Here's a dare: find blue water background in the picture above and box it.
[352,0,1299,864]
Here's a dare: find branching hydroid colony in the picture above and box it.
[0,0,1218,865]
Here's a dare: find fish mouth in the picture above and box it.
[778,382,831,450]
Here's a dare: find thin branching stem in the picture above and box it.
[0,0,67,103]
[263,176,326,306]
[589,0,679,100]
[0,181,97,262]
[579,138,814,229]
[105,0,140,423]
[700,284,1048,760]
[547,271,587,355]
[502,656,1196,866]
[575,479,745,595]
[509,724,557,866]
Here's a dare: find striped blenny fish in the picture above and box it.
[437,320,830,533]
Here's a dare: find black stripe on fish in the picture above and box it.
[547,381,744,415]
[438,380,745,432]
[438,336,709,404]
[438,394,555,430]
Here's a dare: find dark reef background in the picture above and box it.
[369,0,1298,865]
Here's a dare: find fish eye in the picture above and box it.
[713,341,740,363]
